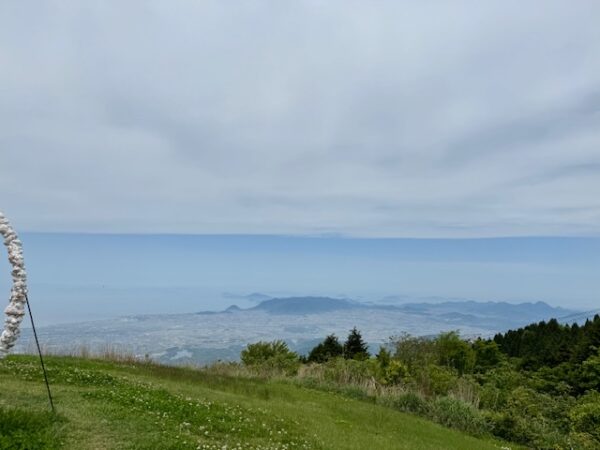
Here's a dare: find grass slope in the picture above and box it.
[0,356,512,450]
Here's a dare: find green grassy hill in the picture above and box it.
[0,355,514,450]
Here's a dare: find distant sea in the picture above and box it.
[1,233,598,326]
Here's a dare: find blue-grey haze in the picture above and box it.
[1,3,599,326]
[0,233,597,325]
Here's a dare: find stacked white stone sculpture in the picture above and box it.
[0,211,27,358]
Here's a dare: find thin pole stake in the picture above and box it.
[25,293,55,413]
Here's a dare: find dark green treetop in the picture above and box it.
[344,327,370,360]
[308,334,344,363]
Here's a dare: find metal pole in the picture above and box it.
[25,293,55,413]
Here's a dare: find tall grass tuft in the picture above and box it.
[0,406,63,450]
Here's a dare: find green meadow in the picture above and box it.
[0,355,515,450]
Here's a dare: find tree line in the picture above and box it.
[239,315,600,449]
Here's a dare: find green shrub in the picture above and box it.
[435,331,475,375]
[322,357,373,385]
[569,432,600,450]
[430,397,488,436]
[475,363,527,410]
[391,333,436,371]
[477,383,504,411]
[484,410,534,445]
[419,364,458,396]
[379,359,408,385]
[472,339,502,372]
[449,376,480,407]
[578,349,600,392]
[569,391,600,442]
[483,386,574,448]
[240,340,300,375]
[485,409,570,449]
[388,392,431,416]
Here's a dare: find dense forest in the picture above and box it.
[494,315,600,371]
[237,316,600,449]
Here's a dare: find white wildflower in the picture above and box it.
[0,211,28,358]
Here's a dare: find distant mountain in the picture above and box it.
[397,300,571,321]
[378,295,469,305]
[222,292,272,303]
[202,296,574,323]
[250,296,356,315]
[196,304,242,315]
[26,296,578,366]
[556,308,600,325]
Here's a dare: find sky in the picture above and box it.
[1,2,599,322]
[1,1,599,237]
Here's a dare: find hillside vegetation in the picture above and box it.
[0,355,510,450]
[237,317,600,449]
[2,314,597,449]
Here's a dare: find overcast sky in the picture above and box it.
[1,1,600,237]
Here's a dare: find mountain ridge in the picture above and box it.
[21,296,578,366]
[198,295,574,318]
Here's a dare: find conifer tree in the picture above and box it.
[344,327,370,360]
[308,334,343,363]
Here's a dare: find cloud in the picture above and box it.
[1,1,599,237]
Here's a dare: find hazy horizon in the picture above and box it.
[2,2,599,326]
[0,232,597,326]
